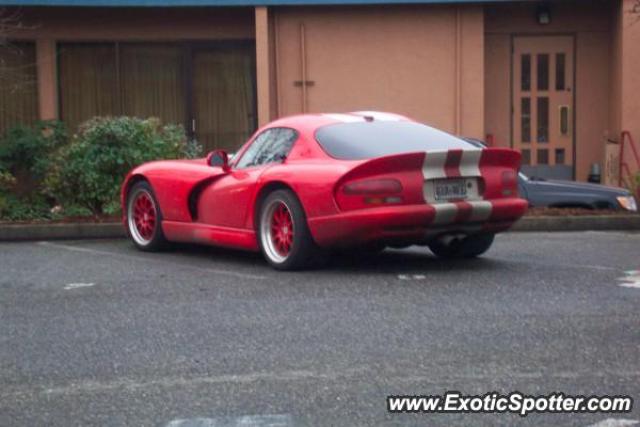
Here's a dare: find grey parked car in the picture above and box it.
[461,138,638,212]
[517,173,637,211]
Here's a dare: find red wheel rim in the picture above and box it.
[270,202,293,256]
[132,192,156,241]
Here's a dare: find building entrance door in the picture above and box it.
[512,36,574,179]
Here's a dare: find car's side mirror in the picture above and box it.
[206,150,230,172]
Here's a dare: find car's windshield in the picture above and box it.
[315,121,475,160]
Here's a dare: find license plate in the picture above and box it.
[434,179,468,201]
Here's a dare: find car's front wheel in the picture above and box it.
[428,233,495,259]
[126,181,168,251]
[258,189,324,270]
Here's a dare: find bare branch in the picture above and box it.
[630,0,640,24]
[0,8,38,118]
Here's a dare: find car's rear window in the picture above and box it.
[315,121,473,160]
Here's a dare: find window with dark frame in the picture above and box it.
[521,97,531,143]
[555,53,566,91]
[521,54,531,92]
[537,148,549,165]
[537,97,549,143]
[537,54,549,91]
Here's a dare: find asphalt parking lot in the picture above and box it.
[1,232,639,426]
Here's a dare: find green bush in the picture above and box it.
[0,121,68,221]
[0,120,68,182]
[0,169,16,192]
[0,193,52,221]
[0,169,16,219]
[44,116,202,215]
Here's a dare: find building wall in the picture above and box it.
[484,0,612,181]
[272,4,484,138]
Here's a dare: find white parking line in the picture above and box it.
[63,282,95,290]
[398,274,426,281]
[587,418,639,427]
[618,270,640,289]
[491,257,619,272]
[36,241,266,281]
[166,415,293,427]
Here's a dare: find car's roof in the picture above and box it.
[266,111,412,133]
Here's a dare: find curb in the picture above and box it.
[0,215,639,241]
[511,215,640,232]
[0,222,126,241]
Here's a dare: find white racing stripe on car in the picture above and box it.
[459,149,482,177]
[469,201,493,222]
[422,150,448,180]
[433,203,458,225]
[431,201,493,225]
[322,113,364,123]
[350,111,404,121]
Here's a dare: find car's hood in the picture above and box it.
[529,178,631,196]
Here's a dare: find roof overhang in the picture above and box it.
[0,0,525,7]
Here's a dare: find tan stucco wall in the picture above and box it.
[484,0,612,181]
[272,5,484,138]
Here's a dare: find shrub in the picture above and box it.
[0,120,68,186]
[0,169,16,192]
[0,121,68,221]
[0,193,52,221]
[44,117,202,214]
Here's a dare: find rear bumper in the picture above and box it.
[307,198,528,248]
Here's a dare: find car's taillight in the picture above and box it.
[501,170,517,197]
[339,178,404,208]
[342,178,403,195]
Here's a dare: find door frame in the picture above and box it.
[509,33,577,180]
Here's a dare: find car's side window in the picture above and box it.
[235,127,298,169]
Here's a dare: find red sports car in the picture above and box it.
[121,112,527,270]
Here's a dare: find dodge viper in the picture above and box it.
[121,112,528,270]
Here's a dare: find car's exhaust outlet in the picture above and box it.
[438,233,468,247]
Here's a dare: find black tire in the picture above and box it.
[258,189,325,270]
[126,181,168,251]
[428,233,495,259]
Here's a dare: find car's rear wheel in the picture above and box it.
[428,233,495,259]
[127,181,167,251]
[258,189,324,270]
